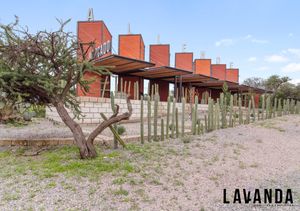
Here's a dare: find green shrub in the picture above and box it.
[117,125,126,135]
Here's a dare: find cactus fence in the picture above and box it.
[138,93,300,144]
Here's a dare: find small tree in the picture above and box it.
[265,75,290,97]
[0,18,132,159]
[243,77,266,89]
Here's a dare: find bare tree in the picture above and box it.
[242,77,266,90]
[0,18,132,159]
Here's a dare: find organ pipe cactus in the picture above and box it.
[136,81,139,100]
[216,99,220,129]
[127,81,131,96]
[197,119,201,135]
[277,98,282,116]
[161,118,164,141]
[175,107,179,138]
[171,97,176,138]
[200,123,204,135]
[238,96,243,124]
[194,95,199,133]
[124,81,127,97]
[286,99,290,114]
[140,96,144,144]
[147,95,152,142]
[204,115,208,133]
[233,111,237,127]
[229,95,233,127]
[291,99,295,114]
[207,98,211,131]
[153,94,158,141]
[213,103,217,130]
[273,97,278,118]
[166,96,171,139]
[266,96,271,118]
[295,101,300,114]
[246,99,251,124]
[220,93,227,128]
[251,95,256,122]
[234,93,238,107]
[151,85,154,101]
[207,98,214,131]
[191,107,196,135]
[261,95,265,120]
[181,97,185,137]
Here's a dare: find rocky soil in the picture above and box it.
[0,115,299,210]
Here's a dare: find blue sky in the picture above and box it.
[1,0,300,84]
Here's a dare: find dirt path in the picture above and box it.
[0,115,299,210]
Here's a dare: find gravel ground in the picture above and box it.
[0,115,193,139]
[0,115,299,210]
[0,119,74,139]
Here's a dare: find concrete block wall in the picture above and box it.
[46,96,209,124]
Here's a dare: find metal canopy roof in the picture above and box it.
[192,81,268,93]
[164,73,217,83]
[131,66,190,79]
[192,80,238,88]
[93,54,155,74]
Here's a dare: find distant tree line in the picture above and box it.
[243,75,300,100]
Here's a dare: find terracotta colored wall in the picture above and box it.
[211,64,226,80]
[194,59,211,76]
[118,34,145,60]
[175,52,193,71]
[195,87,208,98]
[77,21,112,97]
[76,72,101,97]
[226,68,239,83]
[149,44,170,67]
[254,93,260,107]
[118,76,143,99]
[210,89,222,101]
[150,80,169,101]
[77,21,112,59]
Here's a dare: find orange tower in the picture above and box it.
[77,20,112,97]
[194,59,211,76]
[175,52,193,72]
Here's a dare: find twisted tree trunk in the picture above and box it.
[55,102,97,159]
[55,96,132,159]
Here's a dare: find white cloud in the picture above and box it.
[248,57,257,62]
[257,66,270,71]
[215,39,234,47]
[291,78,300,84]
[243,34,269,44]
[282,63,300,73]
[288,33,294,37]
[287,48,300,58]
[265,54,289,63]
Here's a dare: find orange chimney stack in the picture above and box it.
[118,34,145,60]
[194,59,211,76]
[175,52,193,72]
[149,44,170,66]
[226,68,239,83]
[77,21,112,97]
[211,64,227,80]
